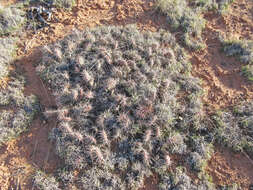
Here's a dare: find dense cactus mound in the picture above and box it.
[37,25,215,189]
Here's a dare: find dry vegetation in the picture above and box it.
[0,0,253,189]
[221,38,253,81]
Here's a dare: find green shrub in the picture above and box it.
[156,0,235,50]
[0,37,38,145]
[0,34,38,146]
[242,65,253,81]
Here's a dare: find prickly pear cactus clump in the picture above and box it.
[38,25,212,189]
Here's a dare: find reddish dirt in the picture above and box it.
[190,24,253,111]
[0,51,61,190]
[17,0,167,56]
[206,0,253,40]
[17,0,253,111]
[190,0,253,111]
[206,148,253,189]
[140,175,159,190]
[0,118,61,190]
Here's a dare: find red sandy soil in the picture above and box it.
[17,0,164,56]
[0,51,61,189]
[0,0,253,189]
[191,24,253,111]
[208,0,253,40]
[190,0,253,111]
[206,148,253,190]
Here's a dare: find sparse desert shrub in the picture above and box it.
[33,170,60,190]
[29,0,76,9]
[38,25,212,189]
[187,152,203,172]
[221,38,253,81]
[156,0,235,50]
[242,64,253,82]
[159,167,215,190]
[0,36,38,145]
[215,0,235,12]
[0,76,38,145]
[57,167,75,185]
[221,39,253,64]
[0,74,34,106]
[188,135,213,158]
[0,37,16,84]
[214,102,253,156]
[0,5,25,35]
[156,0,206,50]
[0,37,16,64]
[81,168,124,190]
[190,0,235,13]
